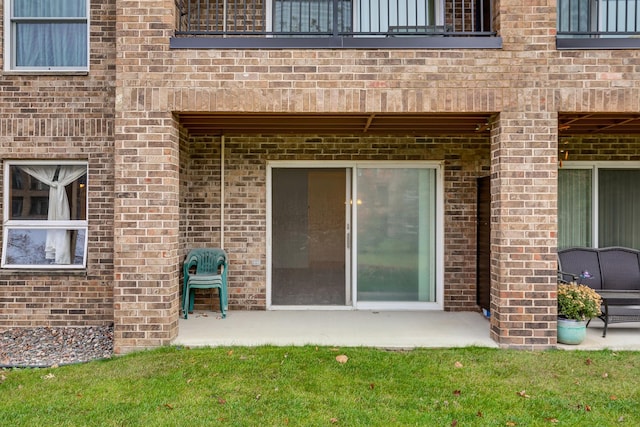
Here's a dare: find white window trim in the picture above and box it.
[3,0,90,73]
[2,160,89,269]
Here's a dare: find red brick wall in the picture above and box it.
[559,136,640,162]
[181,134,490,312]
[0,1,117,328]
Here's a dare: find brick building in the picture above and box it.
[1,0,640,353]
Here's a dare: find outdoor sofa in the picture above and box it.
[557,246,640,336]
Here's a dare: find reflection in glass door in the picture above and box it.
[271,168,348,305]
[355,168,436,302]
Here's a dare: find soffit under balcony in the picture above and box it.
[175,113,495,137]
[175,112,640,138]
[559,113,640,135]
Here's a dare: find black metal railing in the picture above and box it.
[171,0,501,49]
[557,0,640,49]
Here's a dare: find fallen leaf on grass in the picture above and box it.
[330,417,339,424]
[477,411,483,417]
[454,361,463,368]
[585,358,592,365]
[42,373,55,380]
[585,405,591,412]
[451,420,458,426]
[610,395,618,400]
[369,383,375,390]
[602,372,609,378]
[163,403,174,410]
[506,421,517,426]
[336,355,349,364]
[453,390,461,396]
[516,390,530,398]
[217,397,227,405]
[545,418,559,423]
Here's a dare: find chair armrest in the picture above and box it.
[558,270,579,283]
[183,254,199,287]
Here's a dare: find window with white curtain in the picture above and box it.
[5,0,89,71]
[3,161,88,269]
[558,164,640,250]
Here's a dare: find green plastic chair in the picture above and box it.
[182,248,228,319]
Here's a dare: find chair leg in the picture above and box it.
[182,287,189,319]
[218,287,226,318]
[189,290,196,313]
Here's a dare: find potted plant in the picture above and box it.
[557,282,602,344]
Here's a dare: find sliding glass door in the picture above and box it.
[355,167,437,303]
[271,168,349,305]
[558,165,640,250]
[269,163,441,308]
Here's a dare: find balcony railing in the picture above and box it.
[557,0,640,49]
[170,0,501,49]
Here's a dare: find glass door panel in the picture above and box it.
[558,168,593,249]
[272,168,348,305]
[356,168,436,302]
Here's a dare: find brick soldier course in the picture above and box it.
[2,1,640,352]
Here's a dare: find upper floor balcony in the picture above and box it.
[170,0,502,49]
[557,0,640,49]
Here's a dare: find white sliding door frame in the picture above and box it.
[267,160,444,311]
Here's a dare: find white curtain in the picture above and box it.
[19,165,86,264]
[14,0,87,67]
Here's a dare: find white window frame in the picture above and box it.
[560,161,640,248]
[266,160,444,311]
[2,160,89,269]
[4,0,90,72]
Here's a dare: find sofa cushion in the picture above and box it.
[558,247,603,290]
[599,247,640,290]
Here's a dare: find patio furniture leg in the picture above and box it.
[602,301,609,338]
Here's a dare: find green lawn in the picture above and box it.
[1,346,639,426]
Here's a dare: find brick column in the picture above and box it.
[112,111,181,354]
[489,112,558,349]
[112,0,180,353]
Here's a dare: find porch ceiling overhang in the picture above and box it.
[175,113,495,136]
[559,113,640,135]
[175,112,640,137]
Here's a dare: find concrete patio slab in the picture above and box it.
[174,310,640,350]
[560,321,640,351]
[175,310,497,348]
